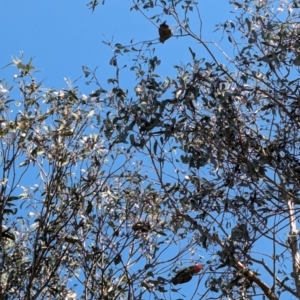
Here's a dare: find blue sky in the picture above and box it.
[0,1,231,92]
[1,1,291,299]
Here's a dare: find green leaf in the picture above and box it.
[153,140,158,155]
[87,109,94,118]
[82,66,90,77]
[188,47,196,60]
[144,263,154,270]
[65,236,80,244]
[7,196,20,201]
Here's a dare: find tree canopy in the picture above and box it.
[1,0,300,299]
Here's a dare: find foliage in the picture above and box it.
[1,0,300,299]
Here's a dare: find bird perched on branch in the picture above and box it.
[171,264,203,285]
[159,21,172,43]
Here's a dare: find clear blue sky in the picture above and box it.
[1,1,286,299]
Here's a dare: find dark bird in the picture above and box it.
[159,21,172,43]
[171,264,203,285]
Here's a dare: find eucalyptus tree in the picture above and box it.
[89,0,300,299]
[0,57,191,300]
[1,0,300,300]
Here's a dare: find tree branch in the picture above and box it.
[179,213,279,300]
